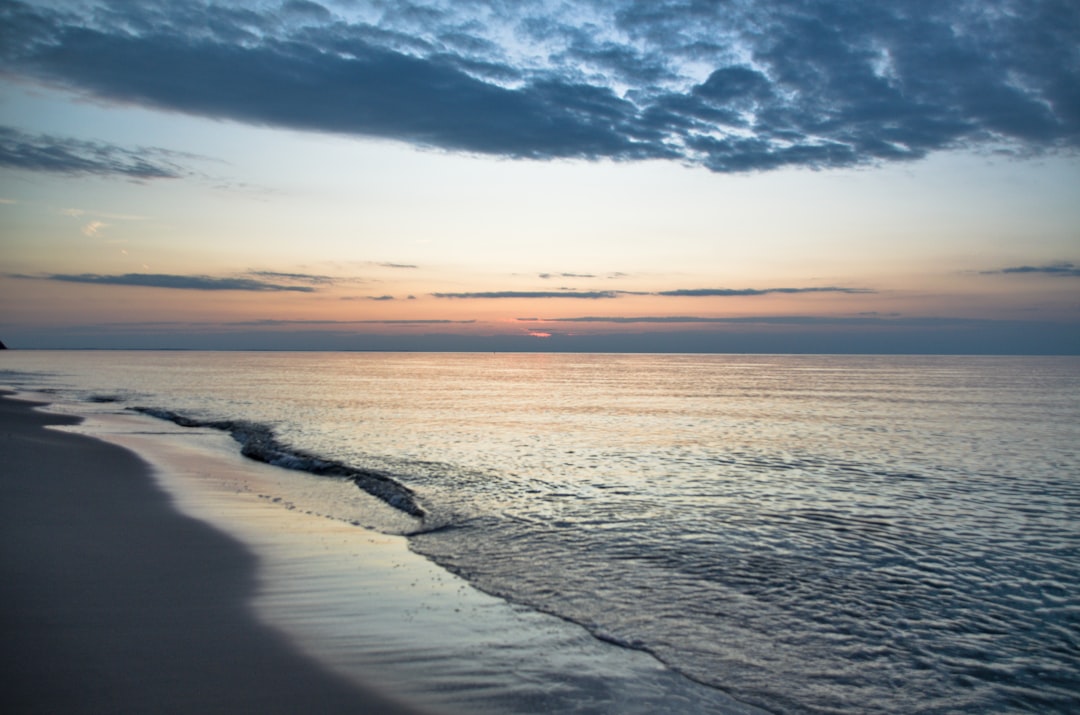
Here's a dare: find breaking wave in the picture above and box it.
[131,406,426,519]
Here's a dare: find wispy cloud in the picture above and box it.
[521,316,740,324]
[340,294,400,301]
[657,286,875,297]
[235,319,476,326]
[2,1,1076,174]
[981,262,1080,277]
[42,273,316,292]
[63,207,147,221]
[433,290,619,299]
[435,285,871,299]
[517,315,1028,328]
[539,272,597,279]
[81,221,108,237]
[0,126,189,179]
[520,316,734,324]
[247,270,337,285]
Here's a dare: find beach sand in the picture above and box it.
[0,392,764,715]
[0,394,426,714]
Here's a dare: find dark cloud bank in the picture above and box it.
[2,0,1077,174]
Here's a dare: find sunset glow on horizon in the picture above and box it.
[1,1,1078,353]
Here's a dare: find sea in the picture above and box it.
[2,351,1078,714]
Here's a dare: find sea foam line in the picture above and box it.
[130,407,426,518]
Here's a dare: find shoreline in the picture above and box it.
[0,391,764,714]
[0,392,426,714]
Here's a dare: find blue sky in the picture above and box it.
[1,0,1078,352]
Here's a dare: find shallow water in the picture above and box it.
[4,351,1079,713]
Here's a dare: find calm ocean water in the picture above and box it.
[4,351,1078,714]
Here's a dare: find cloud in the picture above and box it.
[539,272,597,279]
[247,270,337,285]
[234,318,476,326]
[377,262,419,269]
[81,221,108,237]
[2,1,1076,174]
[432,290,618,299]
[281,0,331,24]
[434,285,870,299]
[63,207,147,220]
[519,316,734,324]
[43,273,316,292]
[657,286,875,297]
[0,126,188,179]
[521,315,814,325]
[515,315,1027,328]
[981,262,1080,277]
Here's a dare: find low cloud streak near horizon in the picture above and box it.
[40,272,316,293]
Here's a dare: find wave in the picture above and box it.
[130,406,426,519]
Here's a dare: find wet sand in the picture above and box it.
[0,391,764,715]
[0,394,425,714]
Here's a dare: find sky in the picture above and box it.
[1,0,1078,353]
